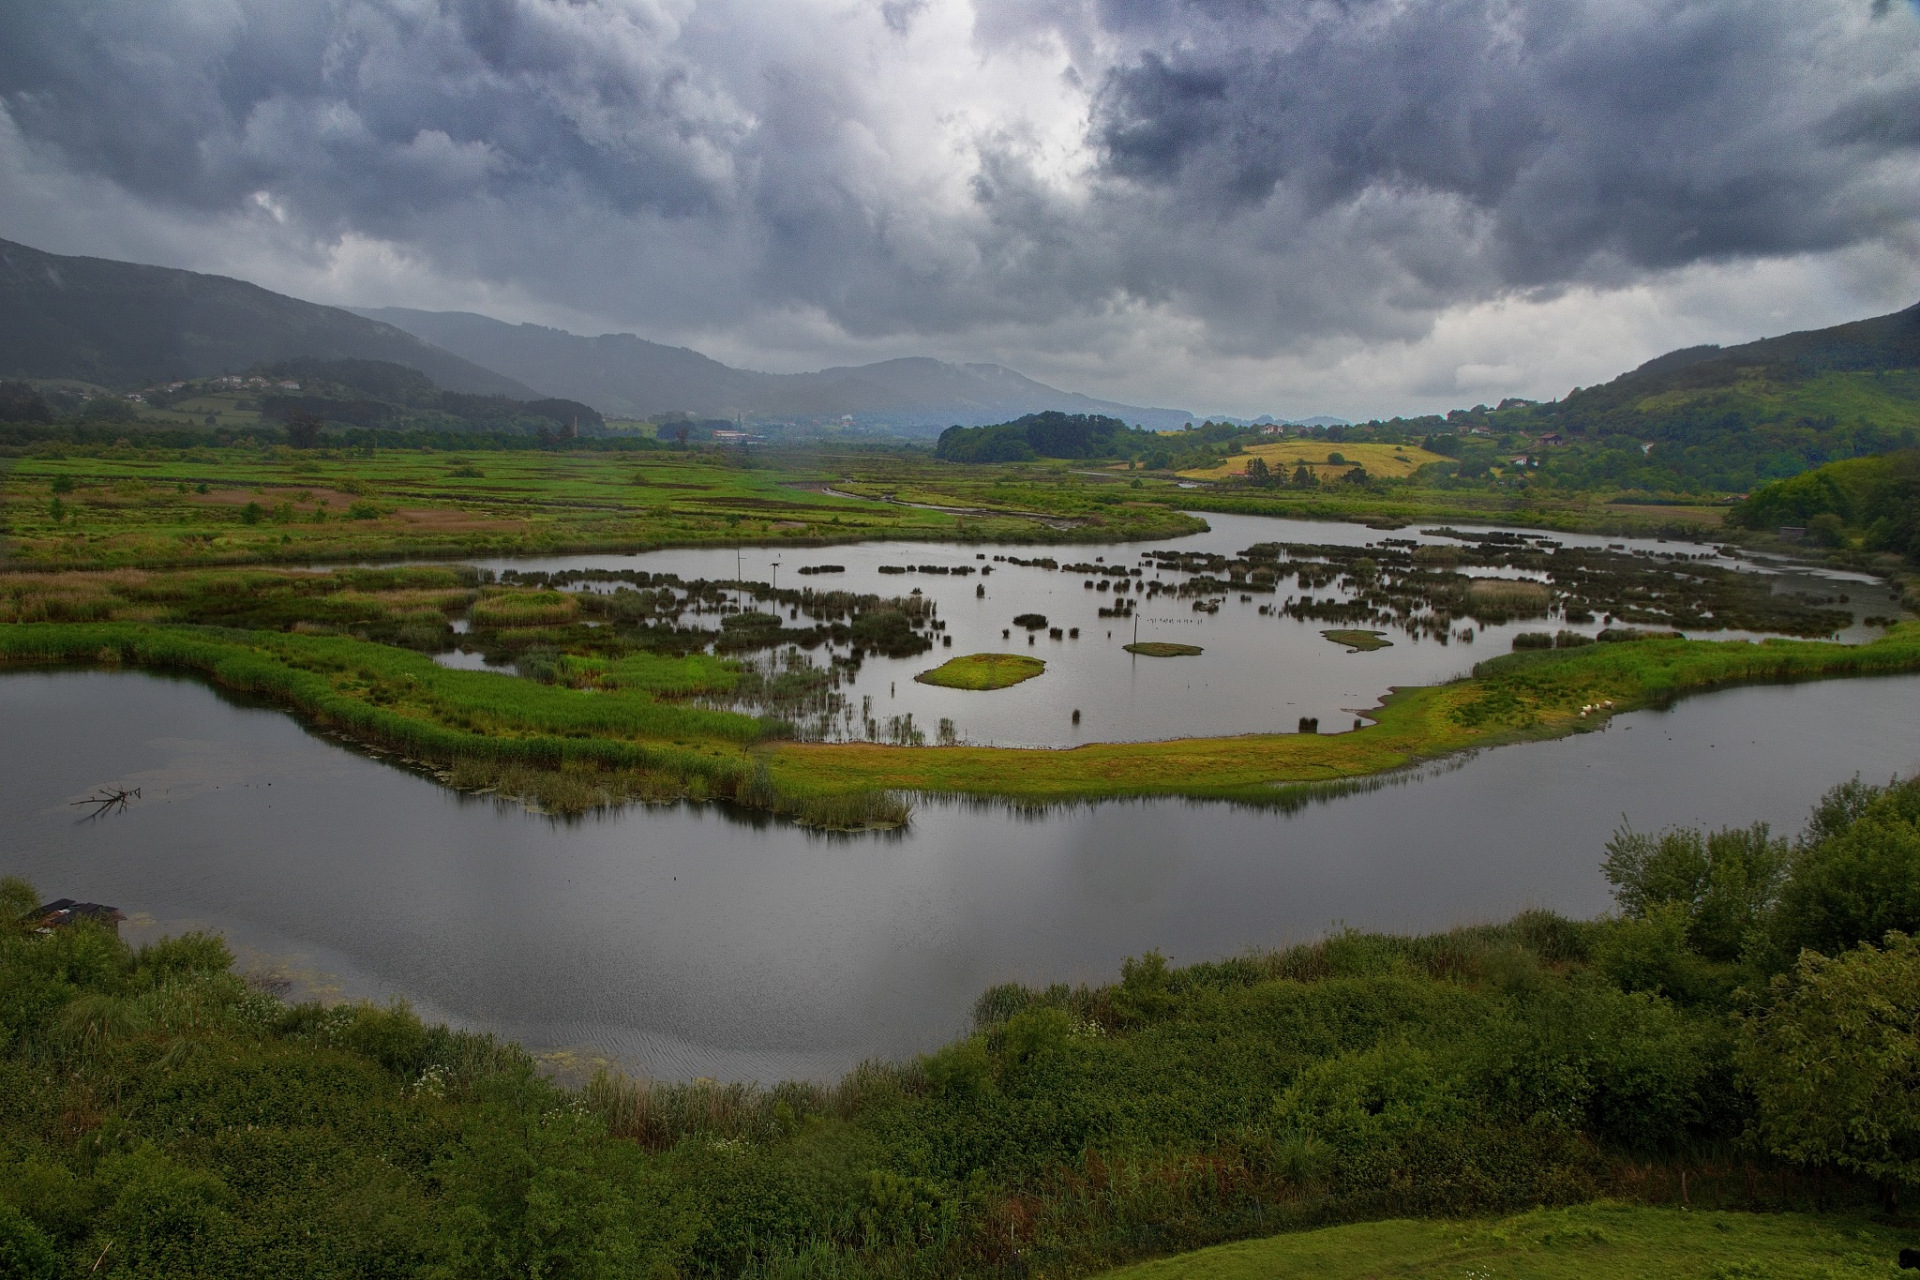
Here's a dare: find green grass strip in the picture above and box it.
[771,624,1920,804]
[1096,1203,1908,1279]
[0,621,757,785]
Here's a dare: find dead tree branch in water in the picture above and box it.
[70,787,141,818]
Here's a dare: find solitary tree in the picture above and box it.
[284,412,324,449]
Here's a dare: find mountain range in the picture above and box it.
[0,236,1193,431]
[353,307,1195,431]
[0,238,536,398]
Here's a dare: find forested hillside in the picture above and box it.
[1328,302,1920,495]
[1730,448,1920,556]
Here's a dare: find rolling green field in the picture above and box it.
[0,443,1204,568]
[1097,1205,1911,1280]
[914,652,1047,690]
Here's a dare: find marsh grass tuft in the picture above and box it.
[1125,641,1203,657]
[913,652,1045,691]
[1320,629,1392,652]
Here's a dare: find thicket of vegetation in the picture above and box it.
[1730,448,1920,560]
[935,413,1165,464]
[3,775,1918,1277]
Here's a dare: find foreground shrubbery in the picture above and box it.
[5,777,1920,1278]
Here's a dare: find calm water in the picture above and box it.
[6,667,1919,1082]
[441,512,1898,747]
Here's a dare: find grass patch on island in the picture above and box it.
[914,652,1046,690]
[1321,628,1393,651]
[1125,641,1204,657]
[1096,1204,1910,1280]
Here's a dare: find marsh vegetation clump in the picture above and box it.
[1321,628,1392,651]
[1140,533,1862,648]
[914,652,1045,691]
[1124,641,1202,657]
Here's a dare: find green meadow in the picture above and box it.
[1096,1204,1911,1280]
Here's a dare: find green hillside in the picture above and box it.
[0,238,537,397]
[1729,447,1920,556]
[0,357,602,440]
[1312,301,1920,496]
[1522,301,1920,490]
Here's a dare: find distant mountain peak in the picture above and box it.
[354,306,1193,432]
[0,238,536,396]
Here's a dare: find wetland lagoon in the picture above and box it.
[439,511,1903,749]
[6,512,1916,1082]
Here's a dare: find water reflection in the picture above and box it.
[5,667,1919,1082]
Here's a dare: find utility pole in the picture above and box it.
[736,547,744,610]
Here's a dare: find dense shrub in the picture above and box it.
[1771,777,1920,960]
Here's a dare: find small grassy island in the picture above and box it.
[1321,628,1393,651]
[1124,641,1204,657]
[914,652,1046,690]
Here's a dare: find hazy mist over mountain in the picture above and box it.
[355,307,1194,429]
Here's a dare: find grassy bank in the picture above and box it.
[5,620,1920,822]
[1095,1204,1911,1280]
[771,624,1920,805]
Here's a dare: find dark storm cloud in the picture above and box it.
[1074,0,1919,294]
[0,0,743,232]
[0,0,1916,357]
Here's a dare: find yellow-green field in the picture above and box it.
[1179,440,1451,481]
[1097,1204,1910,1280]
[913,652,1046,690]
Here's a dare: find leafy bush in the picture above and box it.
[1770,777,1920,961]
[1740,932,1920,1194]
[1603,822,1786,963]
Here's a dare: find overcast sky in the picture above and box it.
[3,0,1918,419]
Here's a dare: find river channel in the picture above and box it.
[6,662,1919,1081]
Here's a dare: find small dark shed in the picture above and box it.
[33,899,127,934]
